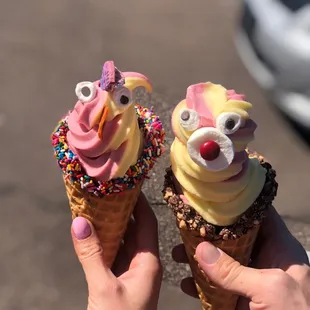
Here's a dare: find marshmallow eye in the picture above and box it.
[216,112,244,135]
[179,108,200,131]
[75,81,97,103]
[187,127,234,171]
[112,87,132,108]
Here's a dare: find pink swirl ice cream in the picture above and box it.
[66,61,152,182]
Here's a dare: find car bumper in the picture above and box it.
[235,29,276,91]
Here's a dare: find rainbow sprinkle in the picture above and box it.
[52,104,165,197]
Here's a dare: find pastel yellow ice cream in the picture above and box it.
[171,82,266,225]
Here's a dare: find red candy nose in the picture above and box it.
[200,140,220,161]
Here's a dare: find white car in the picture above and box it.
[236,0,310,129]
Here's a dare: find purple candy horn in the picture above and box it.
[100,61,125,92]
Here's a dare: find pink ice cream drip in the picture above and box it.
[226,89,246,101]
[186,83,214,128]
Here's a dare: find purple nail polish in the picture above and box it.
[72,217,91,240]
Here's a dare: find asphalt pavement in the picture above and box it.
[0,1,309,309]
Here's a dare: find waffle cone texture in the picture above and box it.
[180,223,259,310]
[64,176,142,268]
[163,158,278,310]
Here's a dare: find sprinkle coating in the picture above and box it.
[52,104,165,196]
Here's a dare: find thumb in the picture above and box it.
[71,217,115,293]
[195,242,264,298]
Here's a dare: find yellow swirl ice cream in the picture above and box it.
[171,82,266,225]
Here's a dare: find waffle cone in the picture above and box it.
[164,153,277,310]
[64,176,143,268]
[179,224,259,310]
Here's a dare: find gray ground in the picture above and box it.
[0,1,309,309]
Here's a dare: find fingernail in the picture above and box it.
[72,217,91,240]
[200,242,221,265]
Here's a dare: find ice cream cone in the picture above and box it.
[163,158,277,310]
[164,82,278,309]
[51,61,165,270]
[179,223,259,310]
[64,176,143,268]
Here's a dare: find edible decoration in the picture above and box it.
[171,82,266,225]
[100,60,125,92]
[199,140,221,161]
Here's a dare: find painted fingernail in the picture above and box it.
[72,217,91,240]
[200,242,221,265]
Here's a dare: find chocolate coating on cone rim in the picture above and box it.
[163,153,278,240]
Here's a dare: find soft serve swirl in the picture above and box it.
[67,71,152,182]
[171,82,266,226]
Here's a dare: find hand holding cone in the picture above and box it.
[164,82,278,309]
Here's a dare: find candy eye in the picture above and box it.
[216,112,244,135]
[112,87,132,107]
[179,108,200,131]
[75,81,97,102]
